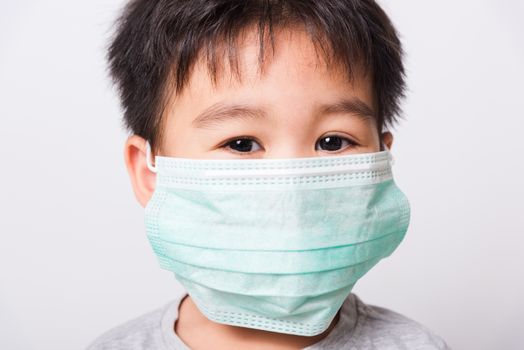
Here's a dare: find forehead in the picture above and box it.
[170,24,372,104]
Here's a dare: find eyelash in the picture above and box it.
[219,135,359,154]
[218,136,264,155]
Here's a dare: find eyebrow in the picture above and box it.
[191,97,375,129]
[192,103,268,129]
[317,98,375,122]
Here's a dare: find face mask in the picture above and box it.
[143,142,410,336]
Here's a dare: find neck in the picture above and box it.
[175,294,340,350]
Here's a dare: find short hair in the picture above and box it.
[107,0,406,152]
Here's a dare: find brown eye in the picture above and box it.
[223,138,262,153]
[316,135,356,152]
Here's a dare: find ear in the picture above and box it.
[381,131,394,150]
[124,135,156,207]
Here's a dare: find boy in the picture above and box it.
[88,0,451,349]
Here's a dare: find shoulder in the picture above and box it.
[352,294,452,349]
[85,302,171,350]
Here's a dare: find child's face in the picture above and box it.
[159,27,392,159]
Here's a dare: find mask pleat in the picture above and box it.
[148,228,405,274]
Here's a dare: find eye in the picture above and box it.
[221,137,263,154]
[315,135,358,152]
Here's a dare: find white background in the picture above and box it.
[1,1,523,349]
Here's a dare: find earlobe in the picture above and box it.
[124,135,157,208]
[381,131,394,150]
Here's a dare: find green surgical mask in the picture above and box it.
[144,142,410,336]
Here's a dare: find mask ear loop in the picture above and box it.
[145,141,158,173]
[381,140,395,166]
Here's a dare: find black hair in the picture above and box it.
[107,0,406,152]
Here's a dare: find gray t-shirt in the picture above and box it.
[86,290,451,349]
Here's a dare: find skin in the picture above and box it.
[124,26,393,349]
